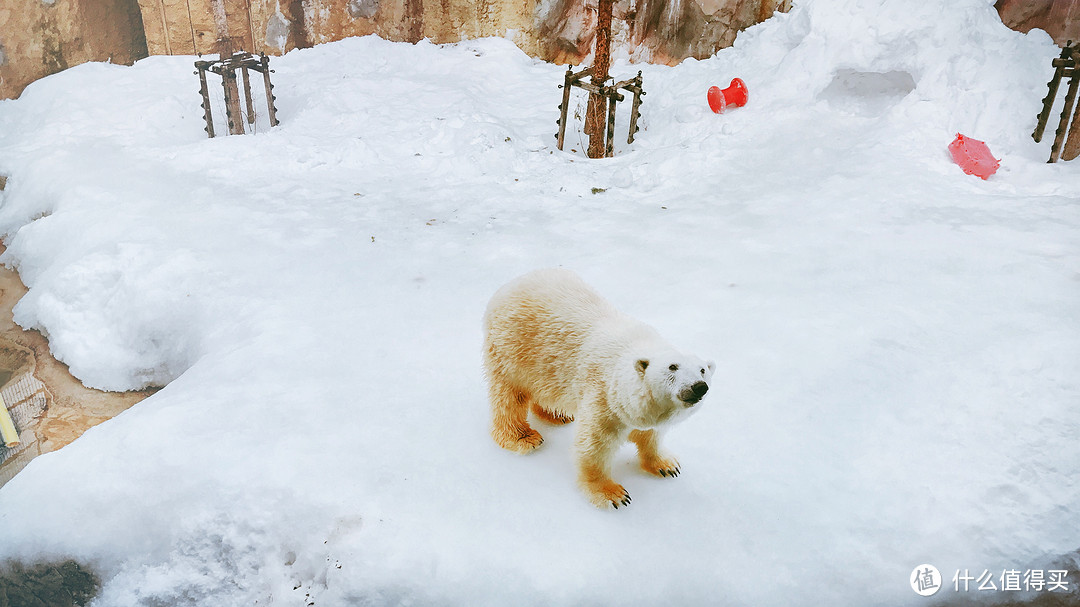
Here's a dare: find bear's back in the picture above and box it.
[484,268,615,333]
[483,269,619,403]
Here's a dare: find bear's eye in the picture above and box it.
[700,368,705,375]
[668,364,679,372]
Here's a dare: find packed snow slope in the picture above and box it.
[0,0,1078,605]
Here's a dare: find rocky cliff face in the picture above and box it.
[0,0,147,99]
[996,0,1079,47]
[131,0,790,64]
[1,0,790,99]
[0,1,1076,110]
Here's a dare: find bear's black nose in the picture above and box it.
[691,381,708,398]
[680,381,710,405]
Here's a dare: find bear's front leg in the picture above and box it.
[575,404,631,509]
[629,429,680,478]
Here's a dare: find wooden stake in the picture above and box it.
[1034,46,1073,143]
[1063,78,1080,161]
[1050,66,1079,163]
[605,88,617,157]
[241,66,256,125]
[627,73,643,145]
[260,54,279,127]
[197,65,215,137]
[222,68,245,135]
[557,65,574,150]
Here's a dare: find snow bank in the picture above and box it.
[0,0,1077,605]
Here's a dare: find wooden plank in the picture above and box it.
[186,0,219,55]
[223,0,253,51]
[247,0,271,55]
[132,0,170,55]
[154,0,197,54]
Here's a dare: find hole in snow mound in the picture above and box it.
[819,69,916,116]
[0,246,158,486]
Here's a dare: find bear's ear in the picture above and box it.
[635,359,650,374]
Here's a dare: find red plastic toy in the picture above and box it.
[708,78,749,113]
[948,133,999,180]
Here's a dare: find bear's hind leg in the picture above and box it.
[629,429,680,477]
[489,377,544,454]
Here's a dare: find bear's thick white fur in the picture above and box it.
[483,268,715,509]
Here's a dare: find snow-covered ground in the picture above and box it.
[0,0,1078,605]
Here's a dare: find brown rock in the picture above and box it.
[0,0,147,99]
[996,0,1080,47]
[0,248,157,486]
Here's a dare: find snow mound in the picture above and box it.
[0,1,1077,605]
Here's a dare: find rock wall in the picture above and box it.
[132,0,791,64]
[996,0,1080,47]
[2,1,1076,106]
[0,0,148,99]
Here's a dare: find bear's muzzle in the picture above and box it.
[679,381,709,406]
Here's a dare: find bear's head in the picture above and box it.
[629,353,716,427]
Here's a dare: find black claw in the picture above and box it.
[612,502,618,510]
[659,470,667,477]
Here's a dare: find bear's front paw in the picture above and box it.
[585,481,632,510]
[493,425,544,454]
[641,457,681,478]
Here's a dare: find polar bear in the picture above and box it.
[483,268,715,509]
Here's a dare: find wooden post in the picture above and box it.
[241,66,256,125]
[197,64,215,138]
[557,65,574,150]
[1050,65,1079,163]
[586,0,614,158]
[627,73,643,144]
[604,88,620,157]
[1063,74,1080,161]
[260,54,279,127]
[1034,45,1073,143]
[221,68,245,135]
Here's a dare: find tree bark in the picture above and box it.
[586,0,614,158]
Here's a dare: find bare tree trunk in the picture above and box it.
[586,0,614,158]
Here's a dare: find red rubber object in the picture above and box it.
[948,133,1000,180]
[708,78,749,114]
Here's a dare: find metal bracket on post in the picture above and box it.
[194,52,281,138]
[555,67,644,158]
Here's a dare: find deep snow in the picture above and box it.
[0,0,1078,605]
